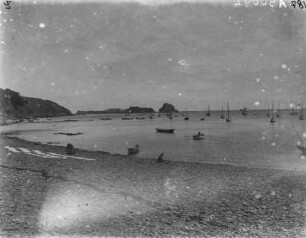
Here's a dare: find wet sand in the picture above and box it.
[1,135,306,237]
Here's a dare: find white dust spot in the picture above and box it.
[64,49,69,53]
[39,23,46,28]
[271,142,276,147]
[178,60,186,66]
[297,141,302,146]
[228,16,232,20]
[50,82,55,86]
[254,101,260,106]
[178,93,182,96]
[281,64,287,69]
[271,191,276,196]
[274,75,279,80]
[168,58,172,62]
[301,155,305,160]
[261,136,266,140]
[256,78,261,83]
[302,132,306,138]
[261,89,265,93]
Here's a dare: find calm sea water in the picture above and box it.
[1,111,306,171]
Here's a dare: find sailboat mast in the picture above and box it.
[271,100,274,119]
[227,102,229,118]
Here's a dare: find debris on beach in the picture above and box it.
[156,153,164,163]
[66,143,76,155]
[127,144,139,156]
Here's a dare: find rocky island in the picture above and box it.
[158,103,179,113]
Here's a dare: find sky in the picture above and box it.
[0,0,305,112]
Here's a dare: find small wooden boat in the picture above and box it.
[156,128,175,134]
[122,117,134,120]
[193,132,205,140]
[184,117,189,121]
[200,117,205,121]
[297,145,306,155]
[128,144,139,156]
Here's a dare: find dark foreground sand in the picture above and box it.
[1,135,306,238]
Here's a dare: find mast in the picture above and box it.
[270,100,276,123]
[226,102,231,122]
[206,104,210,116]
[221,104,224,118]
[299,99,304,120]
[276,100,280,118]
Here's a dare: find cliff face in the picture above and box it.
[0,88,72,120]
[158,103,178,113]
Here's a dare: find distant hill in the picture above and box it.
[76,106,155,115]
[0,88,72,122]
[158,103,178,113]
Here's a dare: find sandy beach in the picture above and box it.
[1,135,306,238]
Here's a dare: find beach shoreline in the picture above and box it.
[1,135,306,237]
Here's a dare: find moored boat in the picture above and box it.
[193,132,205,140]
[156,128,175,134]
